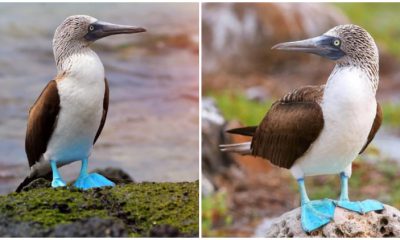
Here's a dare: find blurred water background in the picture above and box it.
[0,3,199,194]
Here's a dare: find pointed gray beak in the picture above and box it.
[272,35,345,60]
[85,21,146,41]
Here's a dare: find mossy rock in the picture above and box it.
[0,181,199,237]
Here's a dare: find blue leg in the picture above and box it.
[50,160,67,188]
[336,172,383,214]
[298,178,335,232]
[74,158,115,190]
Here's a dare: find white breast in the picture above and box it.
[291,67,376,178]
[43,52,105,165]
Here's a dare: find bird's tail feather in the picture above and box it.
[219,142,251,155]
[226,126,257,137]
[15,176,35,193]
[15,172,52,192]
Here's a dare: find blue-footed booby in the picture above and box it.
[16,15,146,192]
[221,24,384,232]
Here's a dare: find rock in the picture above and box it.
[149,224,182,237]
[18,168,134,193]
[21,177,51,192]
[92,167,135,184]
[0,181,198,237]
[50,217,127,237]
[202,97,241,188]
[259,204,400,237]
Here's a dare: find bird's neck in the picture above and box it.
[54,45,105,84]
[333,60,379,94]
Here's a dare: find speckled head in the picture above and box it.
[323,24,378,67]
[272,24,379,90]
[53,15,146,69]
[272,24,378,66]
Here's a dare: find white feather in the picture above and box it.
[40,51,105,169]
[291,66,376,179]
[220,142,251,154]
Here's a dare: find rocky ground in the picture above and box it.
[0,169,199,237]
[260,204,400,237]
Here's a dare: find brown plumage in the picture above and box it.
[252,85,324,169]
[359,103,382,154]
[94,78,109,144]
[226,85,382,169]
[25,80,60,168]
[16,78,109,192]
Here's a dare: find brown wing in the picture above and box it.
[25,80,60,167]
[359,103,382,154]
[93,78,109,144]
[251,85,325,169]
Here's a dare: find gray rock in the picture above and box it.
[202,98,239,188]
[260,204,400,237]
[92,167,135,184]
[50,217,128,237]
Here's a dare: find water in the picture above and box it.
[0,3,199,194]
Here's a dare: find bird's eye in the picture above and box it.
[89,25,94,31]
[333,39,341,47]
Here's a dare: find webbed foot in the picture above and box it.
[51,177,67,188]
[74,173,115,190]
[301,199,335,232]
[336,199,384,214]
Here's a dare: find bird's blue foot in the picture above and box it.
[51,177,67,188]
[337,172,384,214]
[74,173,115,190]
[301,199,335,232]
[336,199,384,214]
[50,160,66,188]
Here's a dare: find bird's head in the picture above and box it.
[53,15,146,72]
[53,15,146,46]
[272,24,378,67]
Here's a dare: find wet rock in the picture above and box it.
[20,177,51,192]
[149,224,181,237]
[18,167,134,193]
[50,217,127,237]
[0,181,198,237]
[0,216,49,237]
[92,167,135,184]
[258,204,400,237]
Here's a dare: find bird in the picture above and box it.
[15,15,146,192]
[220,24,384,232]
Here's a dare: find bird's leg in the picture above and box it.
[74,158,115,190]
[336,171,384,214]
[297,178,335,232]
[50,160,67,188]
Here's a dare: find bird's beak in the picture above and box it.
[271,35,345,60]
[84,21,146,41]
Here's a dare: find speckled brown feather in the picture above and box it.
[251,85,325,169]
[25,80,60,167]
[359,103,382,154]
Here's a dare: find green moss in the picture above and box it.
[0,181,199,237]
[112,182,199,235]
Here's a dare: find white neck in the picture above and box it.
[57,48,105,84]
[327,65,377,97]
